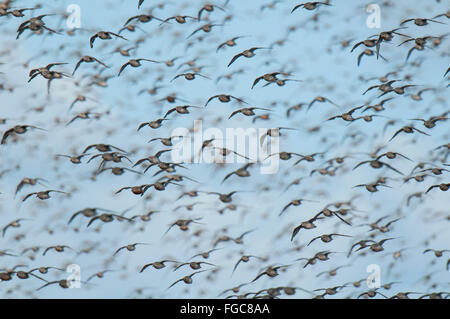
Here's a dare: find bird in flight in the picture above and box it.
[90,31,127,48]
[291,2,331,14]
[227,47,270,67]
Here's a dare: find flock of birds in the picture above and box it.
[0,0,449,299]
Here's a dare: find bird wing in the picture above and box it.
[389,128,405,142]
[232,259,243,274]
[93,57,108,68]
[140,263,154,273]
[89,34,97,48]
[205,95,219,106]
[118,62,130,76]
[291,4,304,13]
[252,76,264,89]
[72,59,83,76]
[357,51,366,67]
[86,216,101,228]
[22,192,37,202]
[227,52,244,67]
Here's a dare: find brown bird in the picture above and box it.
[187,23,223,39]
[2,219,31,237]
[207,191,242,203]
[28,62,68,80]
[113,243,150,256]
[66,110,102,126]
[4,7,36,17]
[97,166,141,177]
[133,150,171,167]
[293,152,326,165]
[215,69,245,83]
[137,118,169,130]
[55,153,91,164]
[279,198,317,216]
[68,207,116,224]
[130,210,160,222]
[86,270,115,282]
[86,213,134,227]
[353,158,404,175]
[164,218,203,235]
[407,88,436,101]
[353,181,392,193]
[351,39,377,52]
[252,72,284,89]
[82,143,126,154]
[363,80,399,95]
[358,290,388,299]
[410,116,447,129]
[358,49,387,66]
[400,18,445,27]
[160,15,197,25]
[171,72,210,82]
[263,78,302,87]
[189,248,222,260]
[222,163,253,183]
[374,27,409,58]
[362,98,394,113]
[367,238,397,252]
[313,208,352,226]
[291,215,322,241]
[307,96,339,111]
[378,84,418,98]
[216,36,247,54]
[174,261,216,271]
[423,249,449,258]
[307,233,352,246]
[327,105,365,121]
[213,229,255,247]
[14,177,48,196]
[250,265,291,283]
[297,251,337,268]
[348,240,376,256]
[232,255,265,274]
[36,280,72,291]
[124,14,163,26]
[42,245,76,256]
[163,105,201,118]
[419,292,450,300]
[313,285,347,298]
[16,14,59,40]
[219,283,249,296]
